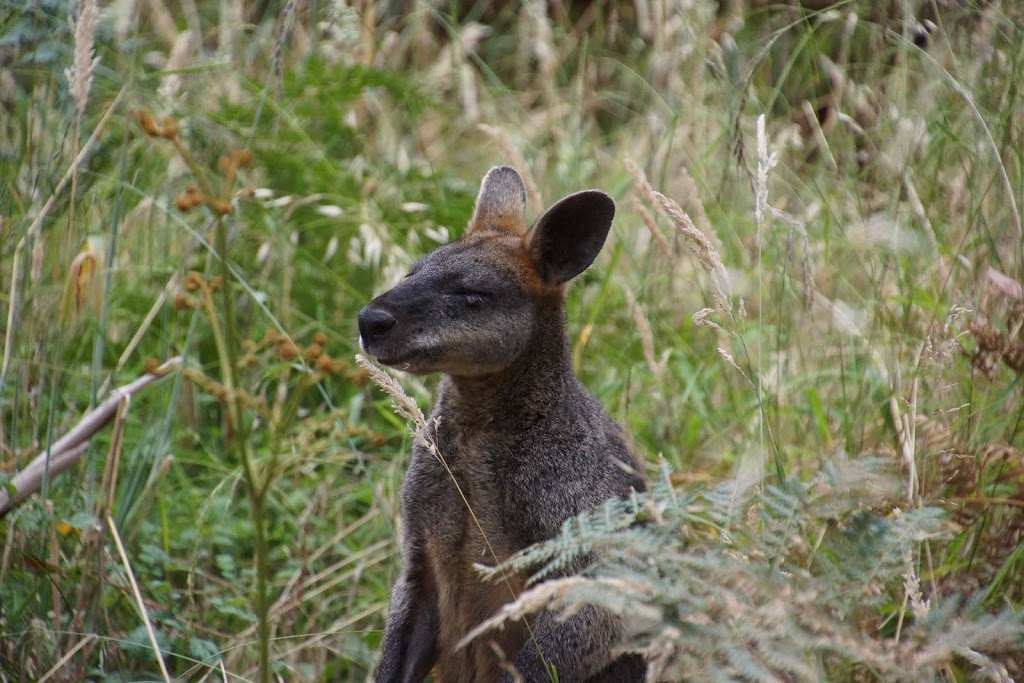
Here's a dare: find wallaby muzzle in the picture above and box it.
[357,304,397,348]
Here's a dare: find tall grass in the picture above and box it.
[1,0,1022,680]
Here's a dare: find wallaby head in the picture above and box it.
[358,166,615,377]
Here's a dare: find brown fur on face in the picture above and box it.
[363,167,647,683]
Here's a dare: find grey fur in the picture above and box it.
[359,167,646,683]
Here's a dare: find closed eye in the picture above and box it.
[450,290,488,306]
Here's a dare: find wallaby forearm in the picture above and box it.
[376,574,439,683]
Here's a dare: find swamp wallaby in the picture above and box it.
[358,167,647,683]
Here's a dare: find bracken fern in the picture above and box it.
[468,460,1022,681]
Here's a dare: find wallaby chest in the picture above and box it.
[404,420,529,679]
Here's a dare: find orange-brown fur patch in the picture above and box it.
[458,229,571,303]
[427,527,527,681]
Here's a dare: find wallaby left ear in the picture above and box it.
[528,190,615,285]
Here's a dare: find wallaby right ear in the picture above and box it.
[528,190,615,285]
[467,166,528,236]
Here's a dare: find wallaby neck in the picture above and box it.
[440,308,579,426]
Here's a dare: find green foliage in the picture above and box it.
[1,0,1023,680]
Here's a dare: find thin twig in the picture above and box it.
[98,271,181,397]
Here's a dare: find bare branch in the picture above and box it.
[0,356,182,517]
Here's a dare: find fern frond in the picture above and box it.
[467,459,1024,680]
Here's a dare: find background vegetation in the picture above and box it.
[1,0,1023,680]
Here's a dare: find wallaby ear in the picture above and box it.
[468,166,528,235]
[528,190,615,284]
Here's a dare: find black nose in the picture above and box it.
[358,306,397,340]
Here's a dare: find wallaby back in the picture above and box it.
[359,167,646,683]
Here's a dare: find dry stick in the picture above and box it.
[0,356,182,516]
[0,87,126,391]
[108,514,173,683]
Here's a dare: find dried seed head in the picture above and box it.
[135,110,178,139]
[313,332,328,346]
[210,199,233,216]
[277,341,300,361]
[1004,339,1024,374]
[66,0,100,117]
[969,321,1007,379]
[627,158,731,311]
[184,271,205,292]
[160,116,178,139]
[365,432,387,448]
[174,293,197,310]
[317,354,335,373]
[137,110,162,137]
[175,193,199,212]
[233,150,253,167]
[176,185,206,212]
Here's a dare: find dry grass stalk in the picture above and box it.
[986,268,1023,302]
[459,63,480,123]
[692,307,722,332]
[66,0,100,117]
[755,115,778,237]
[145,0,180,49]
[675,164,718,253]
[35,635,96,683]
[717,347,754,389]
[0,86,125,394]
[355,354,427,432]
[626,158,731,312]
[108,514,173,683]
[458,575,654,650]
[631,198,671,257]
[158,31,195,107]
[525,0,558,104]
[625,288,668,381]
